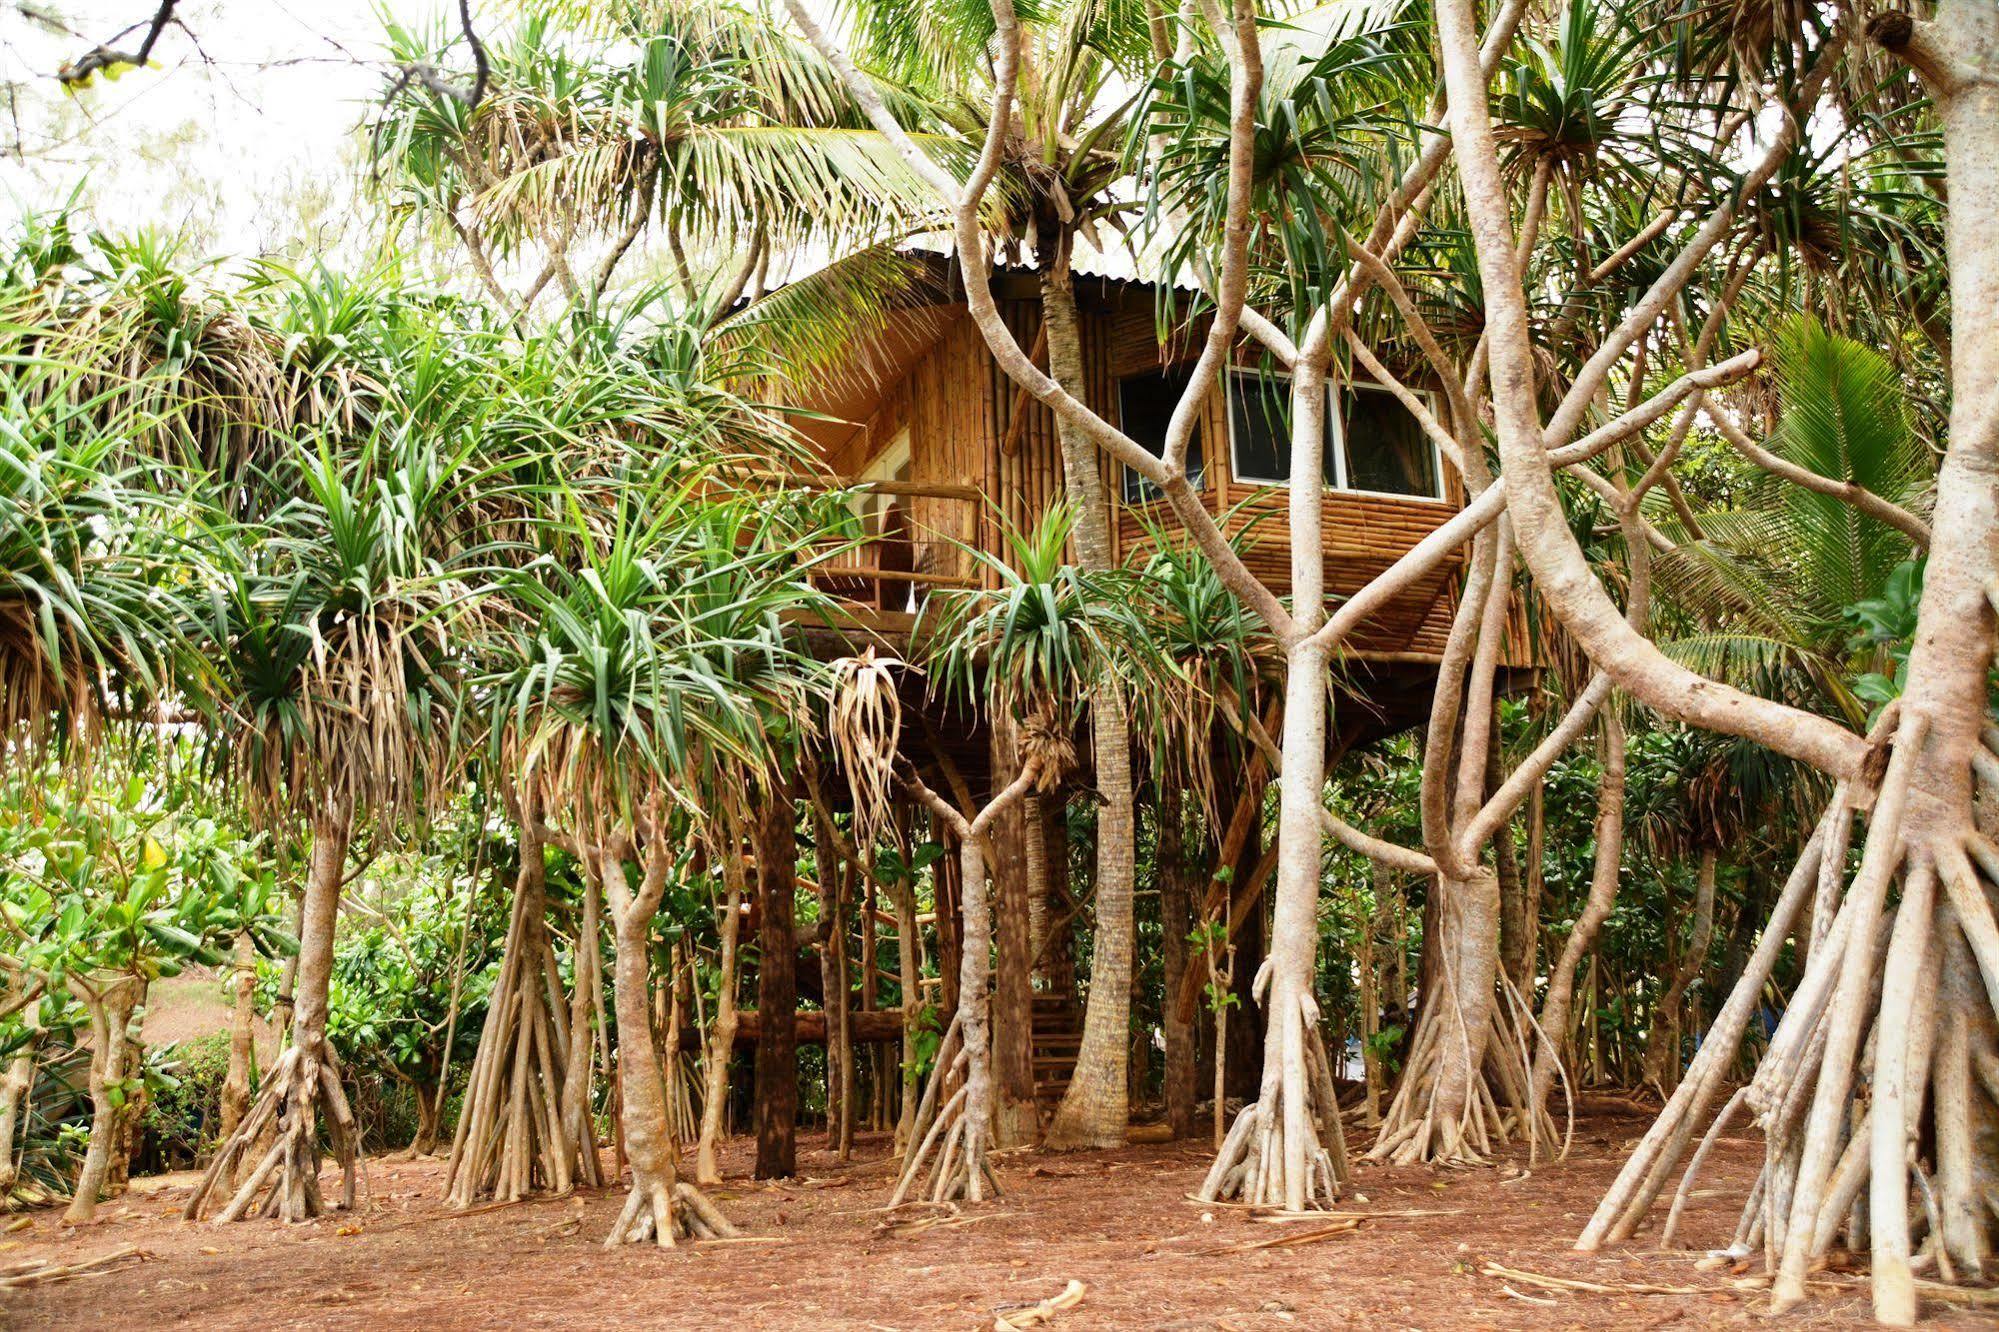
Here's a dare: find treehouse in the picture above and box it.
[752,256,1536,1119]
[778,254,1524,744]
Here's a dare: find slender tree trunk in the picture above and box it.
[814,831,845,1148]
[108,978,147,1193]
[1159,790,1198,1139]
[1199,637,1341,1209]
[185,802,360,1223]
[63,982,134,1225]
[988,718,1040,1148]
[696,812,746,1184]
[1508,781,1546,996]
[0,1000,36,1199]
[599,852,687,1246]
[1041,264,1139,1151]
[891,849,922,1153]
[753,791,799,1180]
[1641,848,1718,1094]
[1531,716,1627,1115]
[219,930,257,1179]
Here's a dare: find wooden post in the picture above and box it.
[753,787,799,1180]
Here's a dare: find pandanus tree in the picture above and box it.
[485,473,829,1247]
[1417,1,1999,1321]
[182,429,490,1223]
[831,505,1152,1202]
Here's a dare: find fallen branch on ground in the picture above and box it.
[994,1279,1086,1330]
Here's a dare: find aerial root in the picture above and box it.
[604,1174,739,1247]
[1582,716,1999,1327]
[1198,996,1345,1208]
[887,1011,996,1208]
[183,1041,358,1224]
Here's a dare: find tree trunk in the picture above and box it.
[185,803,359,1223]
[0,1000,36,1199]
[1508,781,1546,996]
[599,852,689,1246]
[988,718,1040,1148]
[1041,264,1139,1152]
[753,791,799,1180]
[219,929,257,1181]
[63,982,135,1225]
[892,867,923,1152]
[1641,848,1718,1094]
[1531,715,1627,1116]
[1159,790,1198,1139]
[1578,16,1999,1323]
[413,1083,444,1156]
[1200,638,1341,1209]
[696,812,746,1184]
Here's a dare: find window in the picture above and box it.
[1226,369,1337,487]
[1225,370,1445,500]
[1118,366,1205,503]
[1340,384,1441,499]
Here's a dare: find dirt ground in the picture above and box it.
[1,1098,1977,1330]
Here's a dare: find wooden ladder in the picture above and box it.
[1030,993,1083,1110]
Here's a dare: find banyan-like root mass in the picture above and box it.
[1367,983,1564,1168]
[1585,724,1999,1328]
[889,1027,1000,1207]
[183,1041,358,1223]
[1198,1002,1348,1209]
[603,1173,741,1247]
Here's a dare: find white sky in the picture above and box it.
[0,0,450,259]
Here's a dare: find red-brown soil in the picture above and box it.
[0,1098,1969,1329]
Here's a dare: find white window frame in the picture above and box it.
[1337,381,1450,504]
[1224,368,1448,503]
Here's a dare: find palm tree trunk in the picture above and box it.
[1039,263,1139,1151]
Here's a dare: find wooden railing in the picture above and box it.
[741,473,985,615]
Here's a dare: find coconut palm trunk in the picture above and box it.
[1040,263,1139,1151]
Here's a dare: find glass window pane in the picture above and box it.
[1228,370,1336,487]
[1118,366,1205,502]
[1340,385,1439,498]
